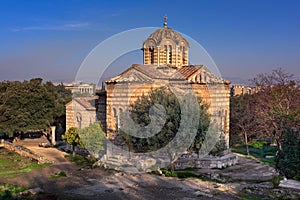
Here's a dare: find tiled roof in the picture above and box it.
[134,64,177,79]
[74,96,97,111]
[106,64,229,84]
[175,65,204,79]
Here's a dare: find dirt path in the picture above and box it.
[14,138,68,163]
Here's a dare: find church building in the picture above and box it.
[101,17,231,147]
[66,17,231,151]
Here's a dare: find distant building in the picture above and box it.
[64,83,95,96]
[230,85,257,97]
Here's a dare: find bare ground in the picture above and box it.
[0,139,299,199]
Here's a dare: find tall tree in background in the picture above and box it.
[230,94,260,155]
[251,68,300,151]
[0,78,71,136]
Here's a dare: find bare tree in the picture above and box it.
[251,68,300,151]
[230,94,260,155]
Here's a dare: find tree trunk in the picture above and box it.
[276,139,282,155]
[244,132,250,156]
[72,145,76,157]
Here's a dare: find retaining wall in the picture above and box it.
[1,140,53,164]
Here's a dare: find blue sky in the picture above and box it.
[0,0,299,84]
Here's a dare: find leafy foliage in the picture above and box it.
[189,99,211,155]
[0,78,71,135]
[63,122,106,158]
[209,134,227,156]
[250,68,300,150]
[65,154,97,168]
[276,128,300,180]
[230,94,261,154]
[121,87,181,153]
[0,183,27,199]
[231,68,300,179]
[79,122,106,158]
[120,87,214,156]
[62,127,84,155]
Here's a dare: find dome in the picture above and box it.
[146,27,189,47]
[142,17,189,67]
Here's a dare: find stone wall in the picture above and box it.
[105,80,230,144]
[97,90,107,131]
[106,82,154,138]
[174,153,238,170]
[1,140,53,164]
[65,101,75,131]
[65,99,97,131]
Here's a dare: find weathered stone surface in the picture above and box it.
[174,153,238,170]
[279,179,300,190]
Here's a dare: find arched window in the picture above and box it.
[76,112,82,129]
[113,108,118,130]
[149,47,155,64]
[182,46,186,64]
[119,108,123,129]
[113,108,117,117]
[168,45,172,64]
[164,45,168,64]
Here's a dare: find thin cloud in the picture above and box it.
[10,22,91,32]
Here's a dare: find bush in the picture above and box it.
[248,141,267,149]
[161,169,177,177]
[209,134,227,156]
[275,128,300,180]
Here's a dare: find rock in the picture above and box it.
[194,190,213,198]
[102,163,109,169]
[145,158,156,167]
[115,172,124,176]
[279,179,300,190]
[105,189,114,193]
[257,182,274,189]
[21,187,44,195]
[157,168,163,175]
[265,155,275,159]
[92,160,101,168]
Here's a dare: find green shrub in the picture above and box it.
[49,171,67,179]
[275,128,300,180]
[65,154,96,168]
[248,141,267,149]
[161,169,177,177]
[271,175,281,188]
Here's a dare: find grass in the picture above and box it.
[237,190,264,200]
[49,171,67,179]
[65,154,97,168]
[0,148,51,178]
[156,168,213,182]
[0,183,27,200]
[231,141,277,166]
[0,183,83,200]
